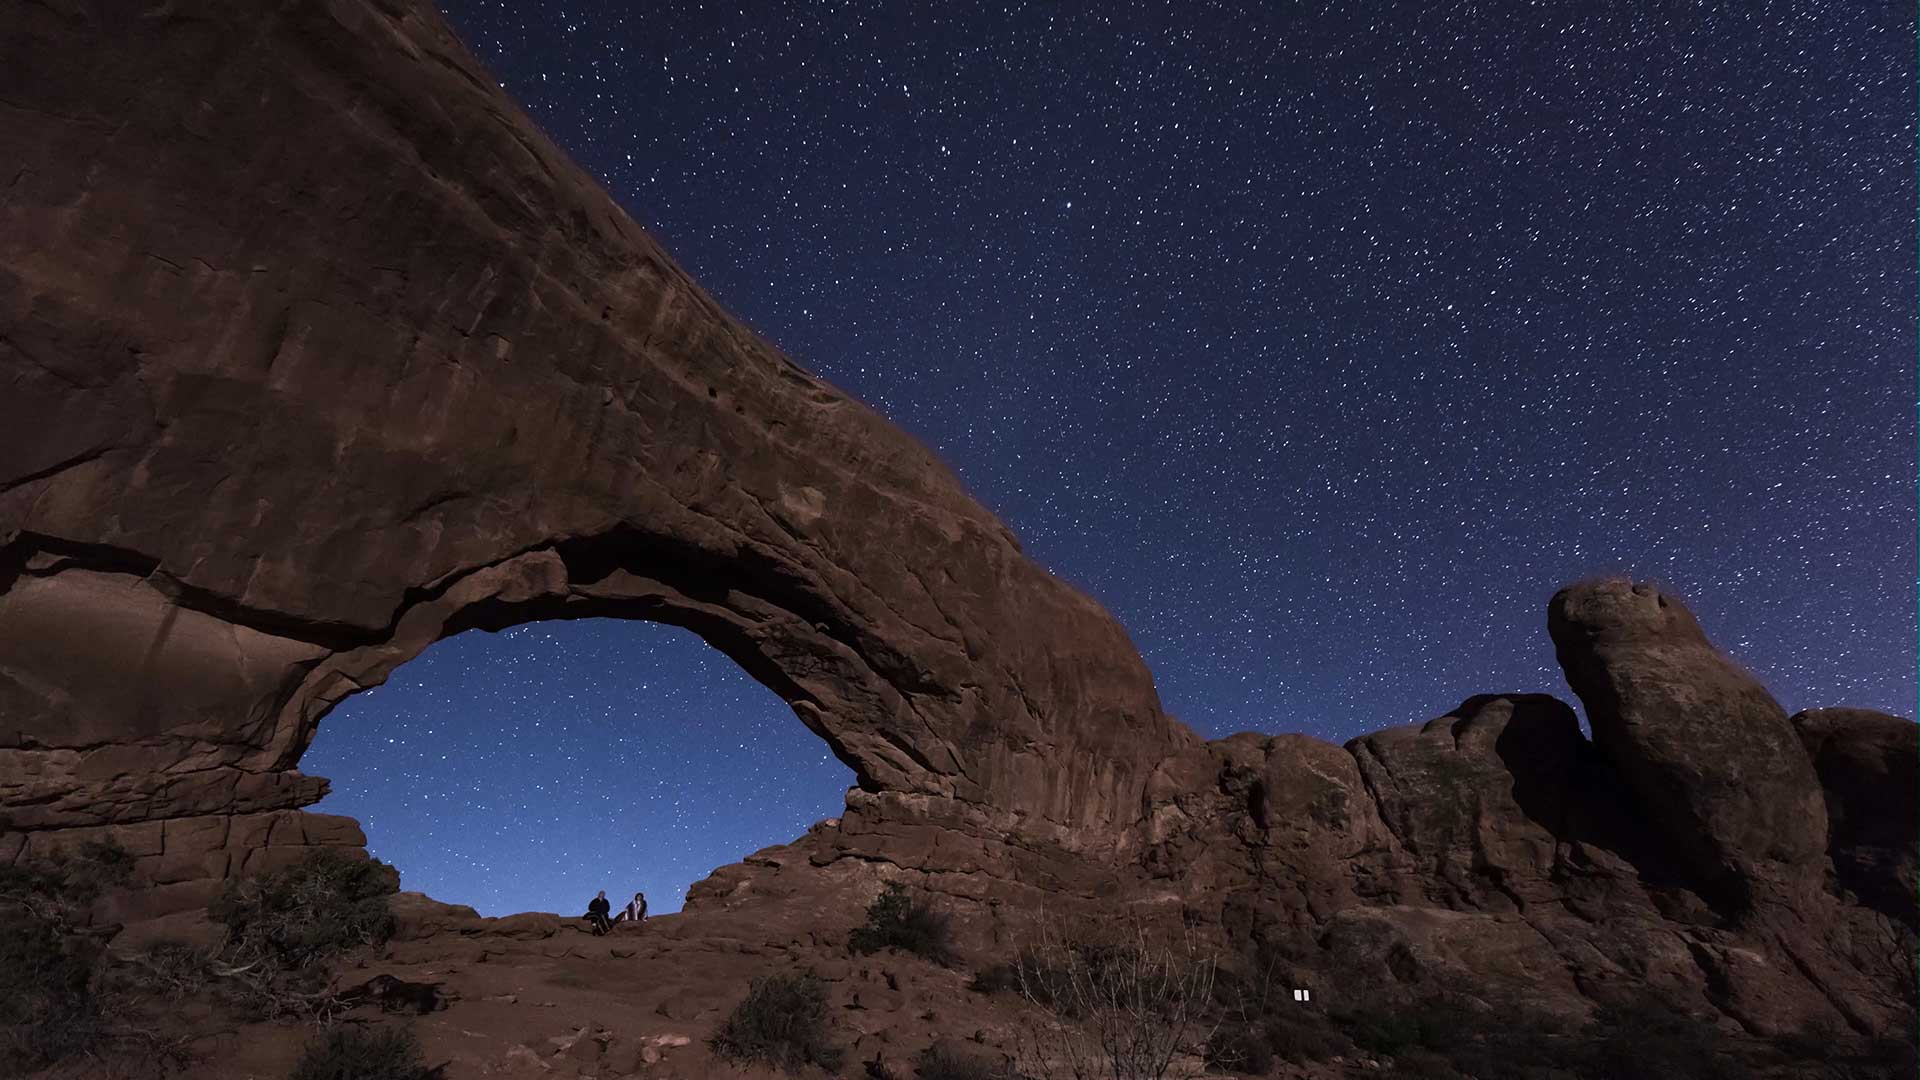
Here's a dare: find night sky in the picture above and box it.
[304,1,1916,916]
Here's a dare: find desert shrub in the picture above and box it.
[1263,1011,1347,1064]
[970,961,1021,995]
[972,946,1077,1013]
[210,850,398,970]
[2,999,110,1073]
[914,1041,1006,1080]
[289,1024,437,1080]
[1204,1011,1349,1074]
[196,850,399,1023]
[1334,993,1758,1080]
[1007,924,1218,1080]
[115,939,218,1000]
[850,883,956,967]
[711,971,845,1074]
[0,914,96,1024]
[1772,1016,1841,1061]
[1204,1025,1274,1075]
[0,840,133,925]
[990,940,1186,1020]
[0,840,132,1070]
[1339,1007,1424,1058]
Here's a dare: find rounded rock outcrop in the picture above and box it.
[1547,579,1827,907]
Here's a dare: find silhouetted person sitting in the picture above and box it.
[585,889,612,935]
[615,890,647,926]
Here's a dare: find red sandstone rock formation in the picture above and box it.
[0,0,1910,1049]
[0,0,1185,924]
[1549,578,1829,909]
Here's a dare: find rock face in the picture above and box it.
[1548,579,1828,908]
[1347,694,1585,912]
[1792,707,1919,926]
[0,0,1911,1047]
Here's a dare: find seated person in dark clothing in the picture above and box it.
[584,889,612,935]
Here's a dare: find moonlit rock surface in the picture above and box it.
[1548,578,1829,906]
[0,0,1911,1045]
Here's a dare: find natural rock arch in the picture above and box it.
[281,540,979,802]
[0,0,1192,908]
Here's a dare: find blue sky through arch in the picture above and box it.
[303,619,855,916]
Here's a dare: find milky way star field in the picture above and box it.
[302,1,1916,916]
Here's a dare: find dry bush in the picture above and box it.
[209,850,398,970]
[710,971,845,1074]
[203,850,400,1022]
[116,939,218,1001]
[850,883,957,967]
[289,1023,440,1080]
[0,840,133,1071]
[1006,919,1218,1080]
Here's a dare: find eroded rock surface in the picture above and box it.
[0,0,1186,916]
[1548,578,1828,907]
[1347,694,1582,911]
[0,0,1911,1050]
[1792,707,1918,926]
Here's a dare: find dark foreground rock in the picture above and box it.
[1792,707,1919,926]
[1549,578,1830,909]
[0,0,1911,1061]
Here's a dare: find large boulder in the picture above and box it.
[1548,579,1827,908]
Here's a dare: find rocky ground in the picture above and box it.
[37,843,1909,1080]
[160,902,999,1079]
[62,895,1104,1079]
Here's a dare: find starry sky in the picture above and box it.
[304,1,1916,916]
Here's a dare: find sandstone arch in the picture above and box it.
[0,0,1190,910]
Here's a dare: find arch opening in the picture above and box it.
[302,617,856,915]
